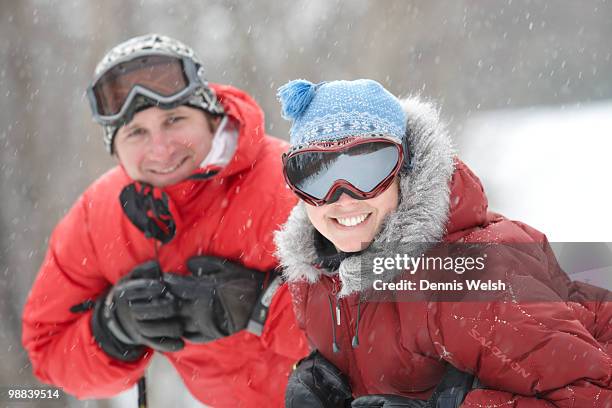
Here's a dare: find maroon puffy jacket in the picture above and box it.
[275,97,611,407]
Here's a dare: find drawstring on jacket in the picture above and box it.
[327,295,340,353]
[352,299,361,348]
[328,294,362,353]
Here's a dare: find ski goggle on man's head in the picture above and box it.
[282,137,405,206]
[87,51,203,126]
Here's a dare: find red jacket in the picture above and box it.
[22,84,308,407]
[275,97,612,407]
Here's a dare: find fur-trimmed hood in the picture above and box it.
[274,96,457,297]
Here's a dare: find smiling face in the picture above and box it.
[305,178,400,252]
[114,106,220,187]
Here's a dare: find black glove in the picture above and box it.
[286,350,352,408]
[351,365,474,408]
[426,365,475,408]
[91,261,184,361]
[163,256,265,343]
[351,395,427,408]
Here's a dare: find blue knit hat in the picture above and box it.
[277,79,406,149]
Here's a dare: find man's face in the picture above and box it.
[304,178,400,253]
[114,106,219,187]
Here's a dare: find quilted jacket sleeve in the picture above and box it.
[22,193,151,398]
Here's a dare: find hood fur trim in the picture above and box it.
[275,96,455,297]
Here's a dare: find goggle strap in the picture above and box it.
[401,131,412,172]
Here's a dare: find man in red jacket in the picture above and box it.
[22,34,308,407]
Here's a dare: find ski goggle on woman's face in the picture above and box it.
[282,137,405,206]
[87,52,203,126]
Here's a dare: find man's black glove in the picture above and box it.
[286,350,353,408]
[91,261,185,361]
[351,395,427,408]
[163,256,265,343]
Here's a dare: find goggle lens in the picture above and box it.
[284,140,401,202]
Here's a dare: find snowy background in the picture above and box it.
[1,0,611,406]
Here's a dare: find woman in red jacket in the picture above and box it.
[275,79,611,407]
[22,34,308,407]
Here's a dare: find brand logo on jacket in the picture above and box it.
[468,328,531,379]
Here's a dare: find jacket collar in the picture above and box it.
[275,96,464,297]
[313,230,356,272]
[206,83,266,180]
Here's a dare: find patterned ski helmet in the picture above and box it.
[92,33,225,153]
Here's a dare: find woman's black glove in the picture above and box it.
[91,260,185,361]
[163,256,264,343]
[286,350,353,408]
[352,364,476,408]
[351,395,427,408]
